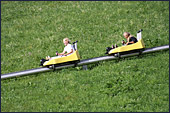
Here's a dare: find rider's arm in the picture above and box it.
[126,41,135,45]
[58,51,66,56]
[64,49,73,56]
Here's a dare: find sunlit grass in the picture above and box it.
[1,1,169,112]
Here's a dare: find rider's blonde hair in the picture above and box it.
[63,38,71,43]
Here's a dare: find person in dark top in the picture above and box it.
[122,32,138,45]
[105,32,138,54]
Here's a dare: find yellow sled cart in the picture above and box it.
[43,41,80,67]
[108,29,145,55]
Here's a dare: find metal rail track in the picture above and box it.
[1,45,169,79]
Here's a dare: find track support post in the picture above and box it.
[83,65,88,70]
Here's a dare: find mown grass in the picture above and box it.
[1,1,169,112]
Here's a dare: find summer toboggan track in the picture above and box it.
[1,45,169,79]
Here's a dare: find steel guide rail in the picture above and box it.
[1,45,169,79]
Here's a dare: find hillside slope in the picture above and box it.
[1,1,169,112]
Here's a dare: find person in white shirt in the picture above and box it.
[46,38,73,60]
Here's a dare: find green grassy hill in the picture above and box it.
[1,1,169,112]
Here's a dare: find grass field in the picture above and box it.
[1,1,169,112]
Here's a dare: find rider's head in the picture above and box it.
[63,38,71,46]
[123,32,131,39]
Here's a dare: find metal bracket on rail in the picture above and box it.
[114,52,121,59]
[114,52,121,62]
[117,52,121,59]
[74,61,79,67]
[139,50,142,55]
[138,49,143,57]
[74,63,77,67]
[52,64,55,72]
